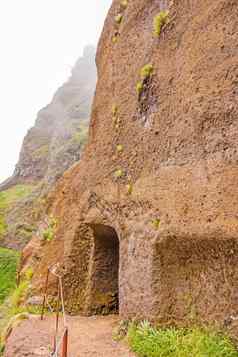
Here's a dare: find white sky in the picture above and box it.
[0,0,112,183]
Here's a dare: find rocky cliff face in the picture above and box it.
[2,45,96,189]
[0,46,96,249]
[31,0,238,329]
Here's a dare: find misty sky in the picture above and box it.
[0,0,112,183]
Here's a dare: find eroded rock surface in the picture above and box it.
[30,0,238,328]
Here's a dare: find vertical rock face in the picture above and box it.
[0,46,97,249]
[33,0,238,327]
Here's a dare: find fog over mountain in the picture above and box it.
[0,0,112,183]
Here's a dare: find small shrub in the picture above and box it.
[112,104,118,116]
[32,144,49,159]
[24,267,34,281]
[136,81,144,96]
[127,321,238,357]
[9,281,29,308]
[136,64,153,97]
[42,216,57,242]
[121,0,128,8]
[72,123,88,148]
[153,10,169,37]
[115,13,123,24]
[116,144,123,152]
[42,228,54,242]
[114,169,124,178]
[140,63,153,80]
[126,183,133,195]
[0,265,37,352]
[152,218,161,230]
[112,35,118,44]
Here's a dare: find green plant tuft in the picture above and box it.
[116,144,123,153]
[115,13,123,24]
[0,263,39,353]
[136,81,144,96]
[9,281,29,309]
[24,267,34,281]
[42,216,57,242]
[140,64,153,80]
[152,218,161,230]
[126,183,133,195]
[153,10,169,37]
[112,35,118,44]
[120,0,128,8]
[114,169,124,178]
[71,122,88,148]
[112,104,118,116]
[43,228,53,242]
[127,321,238,357]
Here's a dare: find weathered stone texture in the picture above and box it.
[32,0,238,328]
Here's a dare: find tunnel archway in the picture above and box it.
[86,224,120,315]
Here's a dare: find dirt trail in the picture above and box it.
[4,315,135,357]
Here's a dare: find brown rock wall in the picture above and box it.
[32,0,238,328]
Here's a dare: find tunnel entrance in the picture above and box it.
[87,224,119,315]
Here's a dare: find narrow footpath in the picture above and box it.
[4,315,135,357]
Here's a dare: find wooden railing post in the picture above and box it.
[41,266,68,355]
[41,268,50,320]
[53,279,61,352]
[61,328,68,357]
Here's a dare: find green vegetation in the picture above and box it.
[136,64,153,97]
[128,321,238,357]
[0,248,20,304]
[136,81,144,96]
[152,218,161,230]
[116,144,123,153]
[17,225,36,241]
[153,11,169,37]
[112,35,119,44]
[112,105,121,129]
[42,216,57,242]
[0,267,39,354]
[115,13,123,24]
[72,122,89,148]
[0,185,34,239]
[140,64,153,80]
[114,169,124,178]
[112,104,118,116]
[121,0,128,8]
[126,183,133,195]
[32,144,49,159]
